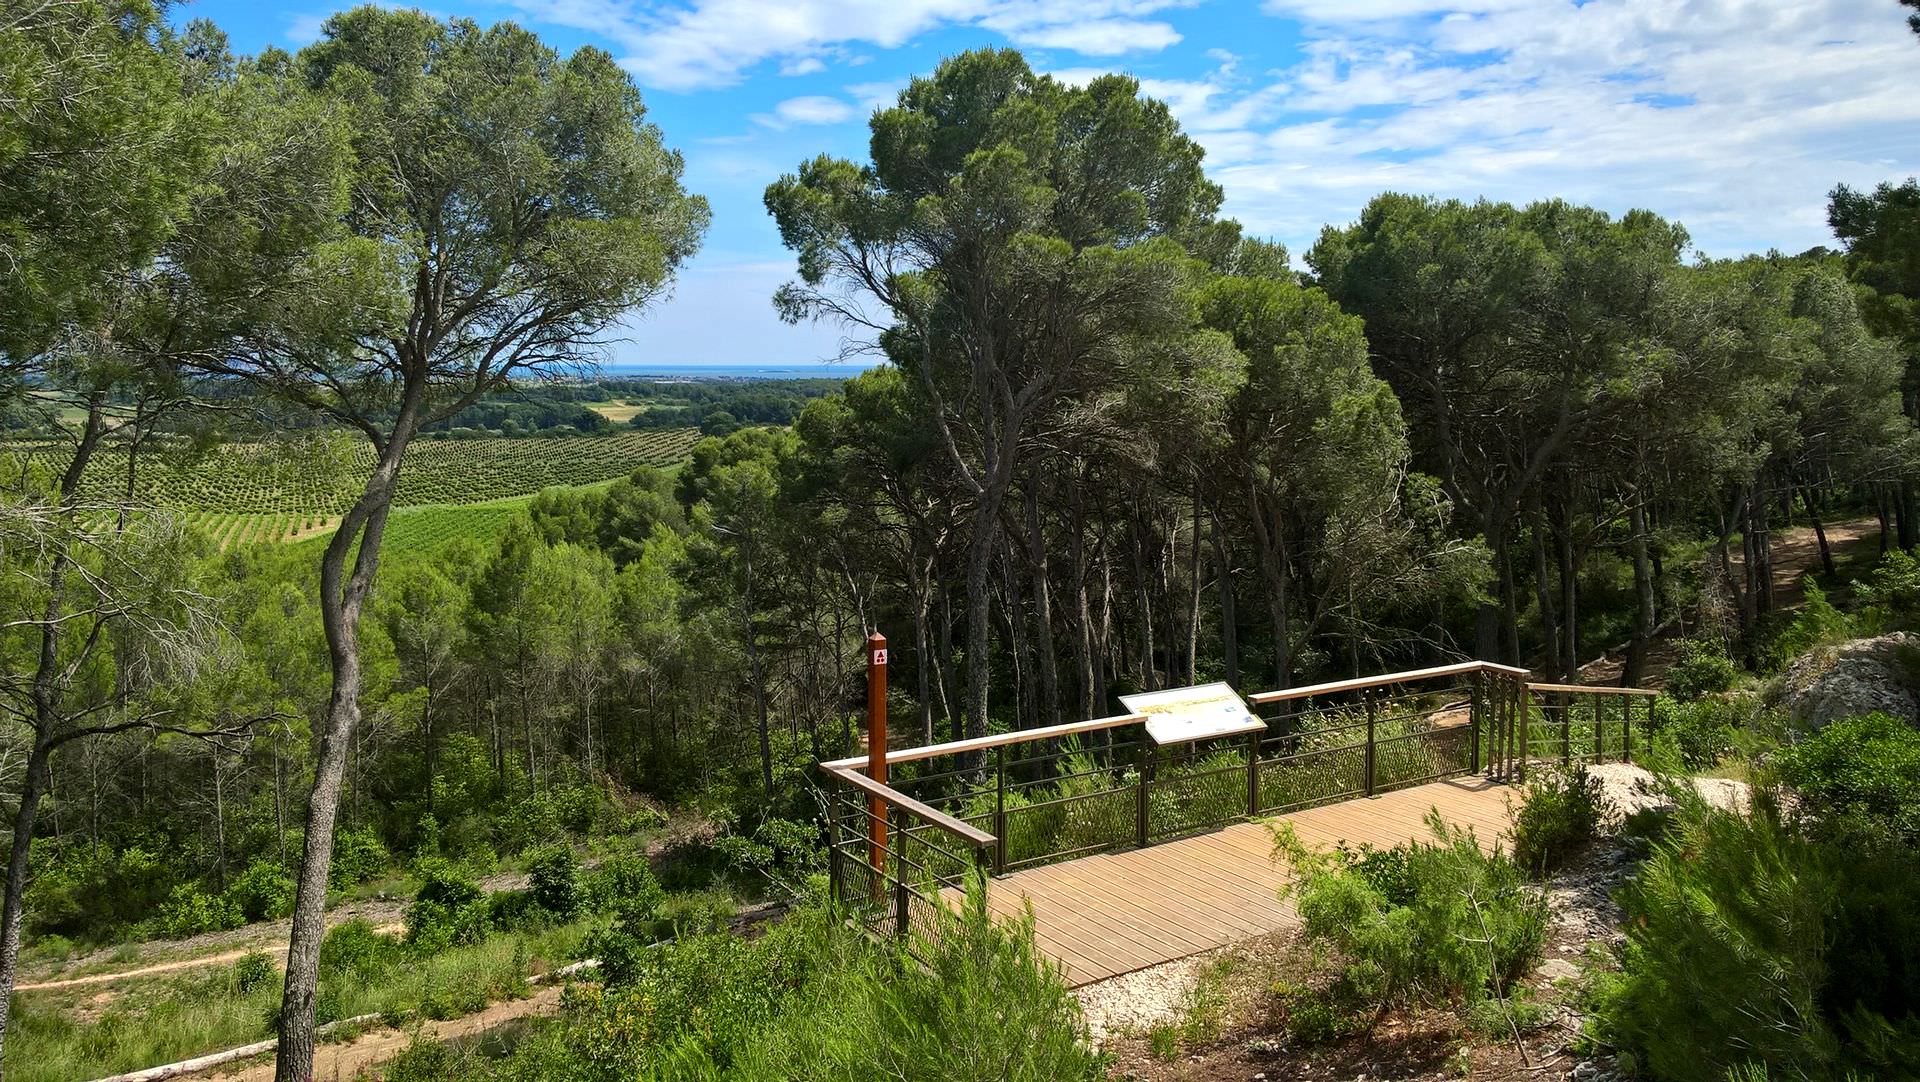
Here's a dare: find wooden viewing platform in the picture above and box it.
[946,776,1515,985]
[822,660,1651,986]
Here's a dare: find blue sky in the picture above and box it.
[176,0,1920,366]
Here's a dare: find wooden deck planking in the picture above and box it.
[950,776,1516,986]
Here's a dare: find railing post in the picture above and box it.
[1136,746,1153,848]
[1595,695,1606,762]
[1247,727,1262,817]
[867,633,889,882]
[1363,692,1378,797]
[1517,681,1530,781]
[1559,692,1571,764]
[891,804,909,939]
[1469,671,1483,775]
[993,743,1007,875]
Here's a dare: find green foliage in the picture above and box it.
[1270,811,1548,1036]
[405,859,489,954]
[1856,549,1920,630]
[321,918,403,979]
[1596,794,1920,1082]
[1767,579,1857,668]
[582,849,665,915]
[224,859,297,922]
[527,845,583,919]
[156,883,242,939]
[1511,764,1607,876]
[233,950,278,994]
[1777,713,1920,842]
[1648,694,1744,770]
[1666,637,1740,701]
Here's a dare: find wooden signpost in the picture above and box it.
[867,632,888,878]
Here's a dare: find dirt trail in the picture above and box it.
[17,923,404,992]
[1576,516,1880,687]
[204,985,568,1082]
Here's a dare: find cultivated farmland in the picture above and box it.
[7,429,700,517]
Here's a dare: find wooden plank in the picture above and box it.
[820,713,1148,769]
[1250,661,1528,706]
[948,776,1529,986]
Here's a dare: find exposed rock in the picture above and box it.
[1778,632,1920,729]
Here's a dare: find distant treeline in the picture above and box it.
[421,378,844,438]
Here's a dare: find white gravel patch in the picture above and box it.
[1074,949,1224,1044]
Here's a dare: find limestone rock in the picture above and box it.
[1778,633,1920,729]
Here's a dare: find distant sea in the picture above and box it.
[598,362,883,380]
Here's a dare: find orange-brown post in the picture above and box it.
[866,633,889,878]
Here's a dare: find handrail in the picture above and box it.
[820,763,997,848]
[1249,660,1528,706]
[820,712,1150,770]
[1526,681,1658,697]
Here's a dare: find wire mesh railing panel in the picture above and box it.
[819,663,1665,942]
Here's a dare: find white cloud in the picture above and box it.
[1194,0,1920,257]
[506,0,1194,91]
[991,18,1180,54]
[780,56,828,76]
[751,94,857,129]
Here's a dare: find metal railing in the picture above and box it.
[819,661,1654,939]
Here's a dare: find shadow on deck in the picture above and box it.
[953,776,1514,985]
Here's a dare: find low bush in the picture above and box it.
[582,848,664,914]
[1270,812,1548,1037]
[156,882,242,939]
[1647,695,1742,771]
[1855,549,1920,630]
[1777,712,1920,842]
[1595,792,1920,1082]
[527,845,583,919]
[1511,764,1607,875]
[224,859,297,923]
[405,859,489,954]
[485,888,549,932]
[332,827,392,885]
[233,950,278,994]
[1665,637,1739,701]
[1766,580,1855,669]
[320,918,403,979]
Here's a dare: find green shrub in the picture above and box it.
[1777,713,1920,842]
[717,889,1108,1081]
[320,918,402,979]
[1666,637,1739,701]
[1766,580,1855,669]
[232,950,277,994]
[527,845,583,919]
[1647,695,1742,770]
[1270,811,1547,1035]
[485,888,550,932]
[1596,793,1920,1082]
[1511,764,1606,876]
[405,859,489,954]
[223,859,296,923]
[1856,549,1920,630]
[582,849,664,914]
[156,882,243,939]
[332,827,392,885]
